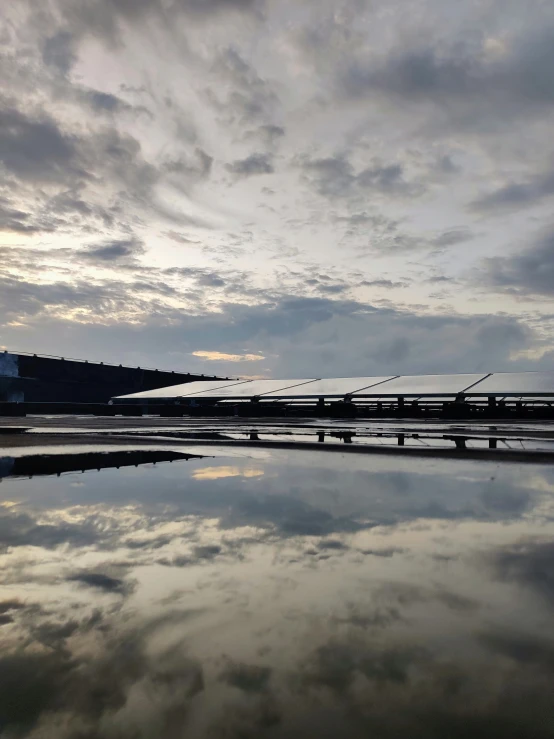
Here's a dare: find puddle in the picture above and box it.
[0,448,553,736]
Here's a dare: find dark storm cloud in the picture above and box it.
[480,231,554,297]
[471,170,554,213]
[225,152,274,176]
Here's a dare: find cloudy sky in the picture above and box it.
[2,0,554,378]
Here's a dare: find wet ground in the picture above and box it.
[3,415,554,459]
[1,420,554,737]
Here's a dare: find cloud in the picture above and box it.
[164,231,201,245]
[163,147,213,183]
[295,154,422,199]
[225,152,274,176]
[0,268,542,376]
[192,466,264,480]
[0,95,159,244]
[42,30,77,75]
[82,237,145,262]
[219,659,271,693]
[3,0,554,375]
[491,538,554,605]
[192,350,265,361]
[0,198,56,235]
[88,90,127,112]
[208,47,279,127]
[431,228,474,248]
[0,609,205,736]
[67,571,131,594]
[341,25,554,130]
[0,104,78,183]
[471,170,554,213]
[0,510,97,551]
[479,629,554,671]
[480,230,554,296]
[61,0,261,47]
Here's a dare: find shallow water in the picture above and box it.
[1,447,554,738]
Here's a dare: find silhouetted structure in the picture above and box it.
[0,351,226,403]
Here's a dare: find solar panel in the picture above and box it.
[113,371,554,402]
[466,372,554,396]
[360,373,488,397]
[262,376,397,398]
[177,380,253,397]
[116,379,249,400]
[182,378,317,398]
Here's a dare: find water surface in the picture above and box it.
[1,447,554,738]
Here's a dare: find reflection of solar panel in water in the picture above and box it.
[465,372,554,396]
[183,378,317,398]
[359,374,488,397]
[119,380,249,399]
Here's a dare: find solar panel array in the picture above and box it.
[115,371,554,401]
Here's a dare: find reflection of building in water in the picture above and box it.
[0,450,201,480]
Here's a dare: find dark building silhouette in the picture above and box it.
[0,351,226,403]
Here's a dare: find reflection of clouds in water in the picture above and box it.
[2,575,554,738]
[490,538,554,606]
[0,451,553,736]
[192,465,264,480]
[67,570,133,594]
[0,603,205,738]
[0,508,98,551]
